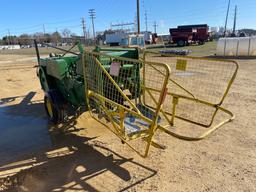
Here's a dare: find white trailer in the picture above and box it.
[106,33,127,46]
[106,32,148,47]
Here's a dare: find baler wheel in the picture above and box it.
[44,90,66,124]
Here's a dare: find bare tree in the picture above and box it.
[62,28,71,38]
[62,29,71,43]
[51,31,61,45]
[18,34,31,45]
[34,32,45,43]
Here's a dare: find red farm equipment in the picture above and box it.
[169,24,210,47]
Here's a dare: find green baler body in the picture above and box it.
[38,47,139,111]
[39,55,85,107]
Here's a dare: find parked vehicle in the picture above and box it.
[106,32,147,47]
[169,24,210,46]
[106,33,126,46]
[120,34,145,48]
[140,31,152,44]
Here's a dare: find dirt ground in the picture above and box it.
[0,53,255,192]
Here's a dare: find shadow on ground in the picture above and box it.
[0,92,157,191]
[205,55,256,60]
[0,92,51,164]
[0,91,44,117]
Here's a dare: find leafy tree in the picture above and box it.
[1,35,17,45]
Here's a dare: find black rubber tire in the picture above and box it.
[198,40,205,45]
[177,40,186,47]
[44,90,66,124]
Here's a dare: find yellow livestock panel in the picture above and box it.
[143,51,238,141]
[83,52,170,157]
[82,50,238,157]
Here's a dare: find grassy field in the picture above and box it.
[147,41,217,57]
[0,41,218,57]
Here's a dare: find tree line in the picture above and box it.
[0,29,76,45]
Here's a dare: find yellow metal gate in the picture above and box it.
[83,50,238,157]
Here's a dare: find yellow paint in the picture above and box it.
[82,50,238,158]
[176,59,187,71]
[46,98,53,118]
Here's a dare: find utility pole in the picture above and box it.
[7,29,11,45]
[232,5,237,35]
[145,11,148,32]
[43,24,46,42]
[137,0,140,34]
[89,9,96,41]
[55,28,58,44]
[43,24,46,36]
[134,15,138,33]
[87,30,90,39]
[224,0,231,37]
[82,17,87,44]
[153,21,158,34]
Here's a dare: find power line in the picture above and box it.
[82,17,87,44]
[89,9,96,40]
[43,18,81,25]
[48,24,81,30]
[45,24,81,35]
[1,18,81,35]
[8,24,42,31]
[6,23,81,37]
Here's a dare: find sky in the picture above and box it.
[0,0,255,38]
